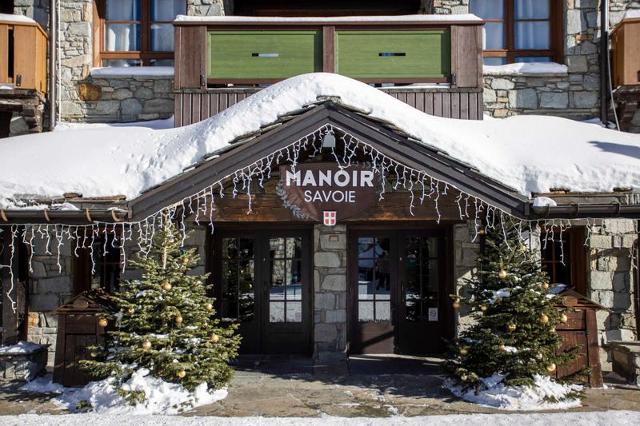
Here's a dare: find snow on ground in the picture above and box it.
[444,374,583,411]
[0,341,46,354]
[483,62,568,75]
[1,73,639,208]
[20,370,227,415]
[3,411,640,426]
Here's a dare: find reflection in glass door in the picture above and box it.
[215,230,311,355]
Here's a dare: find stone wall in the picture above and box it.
[74,73,174,123]
[587,219,638,370]
[453,222,481,332]
[26,232,74,367]
[187,0,228,16]
[313,224,348,364]
[13,0,50,31]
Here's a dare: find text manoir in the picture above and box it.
[285,169,375,203]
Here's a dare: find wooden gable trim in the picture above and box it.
[128,102,528,220]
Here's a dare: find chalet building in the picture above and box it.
[0,0,639,386]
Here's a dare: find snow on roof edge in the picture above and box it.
[483,63,568,76]
[0,13,37,24]
[90,66,174,78]
[174,14,482,23]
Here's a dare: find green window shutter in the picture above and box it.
[335,30,451,80]
[208,30,322,80]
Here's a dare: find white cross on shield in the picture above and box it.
[323,211,337,226]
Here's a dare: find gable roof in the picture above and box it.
[130,101,529,220]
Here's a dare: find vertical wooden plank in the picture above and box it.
[425,92,434,115]
[13,25,35,89]
[175,25,206,89]
[442,92,451,118]
[406,91,416,110]
[469,92,478,120]
[451,25,482,88]
[192,93,201,123]
[0,24,8,84]
[460,92,469,120]
[219,93,228,112]
[210,93,218,116]
[201,92,210,121]
[183,93,192,126]
[323,26,335,73]
[585,309,603,387]
[415,91,425,114]
[451,92,460,119]
[433,92,443,117]
[174,94,182,127]
[477,91,484,120]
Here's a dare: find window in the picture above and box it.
[540,227,586,295]
[469,0,562,65]
[96,0,186,67]
[74,231,121,294]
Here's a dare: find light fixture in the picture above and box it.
[321,132,336,149]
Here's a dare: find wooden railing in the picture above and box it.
[0,16,47,93]
[175,86,483,126]
[173,16,484,124]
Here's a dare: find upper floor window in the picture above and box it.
[97,0,186,67]
[469,0,562,65]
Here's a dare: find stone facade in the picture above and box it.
[75,73,174,122]
[313,224,348,364]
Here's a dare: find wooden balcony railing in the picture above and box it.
[173,16,484,124]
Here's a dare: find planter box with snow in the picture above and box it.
[0,341,48,383]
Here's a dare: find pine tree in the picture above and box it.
[446,218,575,388]
[81,224,241,394]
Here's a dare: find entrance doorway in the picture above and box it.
[212,228,312,355]
[348,228,452,355]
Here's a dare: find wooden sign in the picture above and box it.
[279,163,379,221]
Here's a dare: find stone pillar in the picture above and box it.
[453,221,481,332]
[588,219,638,371]
[313,224,348,367]
[187,0,229,16]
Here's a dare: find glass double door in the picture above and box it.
[349,230,450,355]
[214,229,312,355]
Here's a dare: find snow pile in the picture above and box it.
[21,369,227,415]
[1,73,640,208]
[0,341,46,354]
[484,63,568,75]
[445,374,583,411]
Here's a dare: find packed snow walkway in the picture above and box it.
[3,411,640,426]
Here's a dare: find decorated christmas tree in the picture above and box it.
[81,223,241,396]
[446,218,575,388]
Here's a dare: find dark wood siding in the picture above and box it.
[175,87,483,126]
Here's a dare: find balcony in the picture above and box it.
[172,15,484,126]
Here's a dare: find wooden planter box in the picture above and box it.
[555,289,604,387]
[52,291,115,387]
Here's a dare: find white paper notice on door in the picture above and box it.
[428,308,438,322]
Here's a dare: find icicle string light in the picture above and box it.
[1,124,638,312]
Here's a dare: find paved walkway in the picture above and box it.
[0,356,639,417]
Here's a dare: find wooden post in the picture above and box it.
[323,26,335,73]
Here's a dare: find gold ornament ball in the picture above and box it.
[142,340,152,350]
[182,257,190,265]
[460,346,469,356]
[452,300,461,310]
[539,314,549,324]
[546,363,557,373]
[175,315,183,324]
[498,269,508,279]
[541,282,550,290]
[479,304,488,312]
[90,351,97,358]
[560,313,568,323]
[162,281,172,291]
[507,323,517,332]
[206,303,213,311]
[498,344,507,352]
[128,307,135,314]
[211,334,220,343]
[176,370,186,379]
[98,318,108,327]
[460,374,468,381]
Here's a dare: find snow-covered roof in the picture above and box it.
[1,73,639,209]
[0,13,37,24]
[174,14,483,23]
